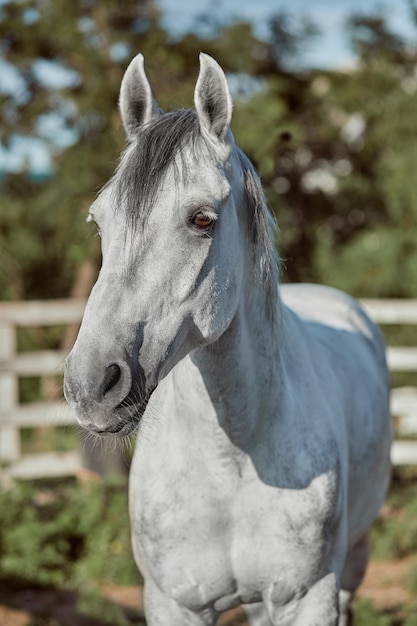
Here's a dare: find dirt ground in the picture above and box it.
[0,558,415,626]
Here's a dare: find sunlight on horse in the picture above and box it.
[64,53,392,625]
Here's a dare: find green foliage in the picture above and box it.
[315,226,417,298]
[352,598,391,626]
[371,469,417,560]
[372,495,417,559]
[408,565,417,595]
[0,0,162,299]
[0,478,140,587]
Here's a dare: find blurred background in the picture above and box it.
[2,0,417,300]
[1,0,417,624]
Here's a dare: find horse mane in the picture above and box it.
[113,108,279,297]
[235,148,280,288]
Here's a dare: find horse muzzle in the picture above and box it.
[64,352,142,437]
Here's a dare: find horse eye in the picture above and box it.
[191,211,215,230]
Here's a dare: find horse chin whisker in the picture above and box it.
[82,429,104,454]
[133,394,164,451]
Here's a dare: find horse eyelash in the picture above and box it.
[188,207,218,229]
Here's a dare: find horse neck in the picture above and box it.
[166,148,284,452]
[189,266,283,450]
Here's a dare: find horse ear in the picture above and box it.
[194,53,232,142]
[119,53,161,139]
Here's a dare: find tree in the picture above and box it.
[312,9,417,296]
[230,6,417,296]
[1,1,417,301]
[0,0,167,298]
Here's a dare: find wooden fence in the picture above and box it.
[0,299,86,482]
[361,299,417,466]
[0,297,416,482]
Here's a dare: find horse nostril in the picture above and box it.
[102,364,122,396]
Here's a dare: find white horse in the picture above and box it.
[64,53,392,625]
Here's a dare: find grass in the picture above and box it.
[353,599,392,626]
[371,467,417,560]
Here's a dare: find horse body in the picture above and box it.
[64,53,392,625]
[129,283,390,624]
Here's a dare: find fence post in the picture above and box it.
[0,320,20,463]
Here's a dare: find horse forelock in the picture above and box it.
[114,108,202,231]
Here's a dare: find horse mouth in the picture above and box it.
[94,418,138,438]
[93,386,156,438]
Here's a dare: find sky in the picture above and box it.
[157,0,416,69]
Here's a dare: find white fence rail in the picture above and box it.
[0,299,86,481]
[360,299,417,465]
[0,298,416,481]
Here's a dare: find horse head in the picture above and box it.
[64,54,273,436]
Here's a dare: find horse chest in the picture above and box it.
[131,458,340,614]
